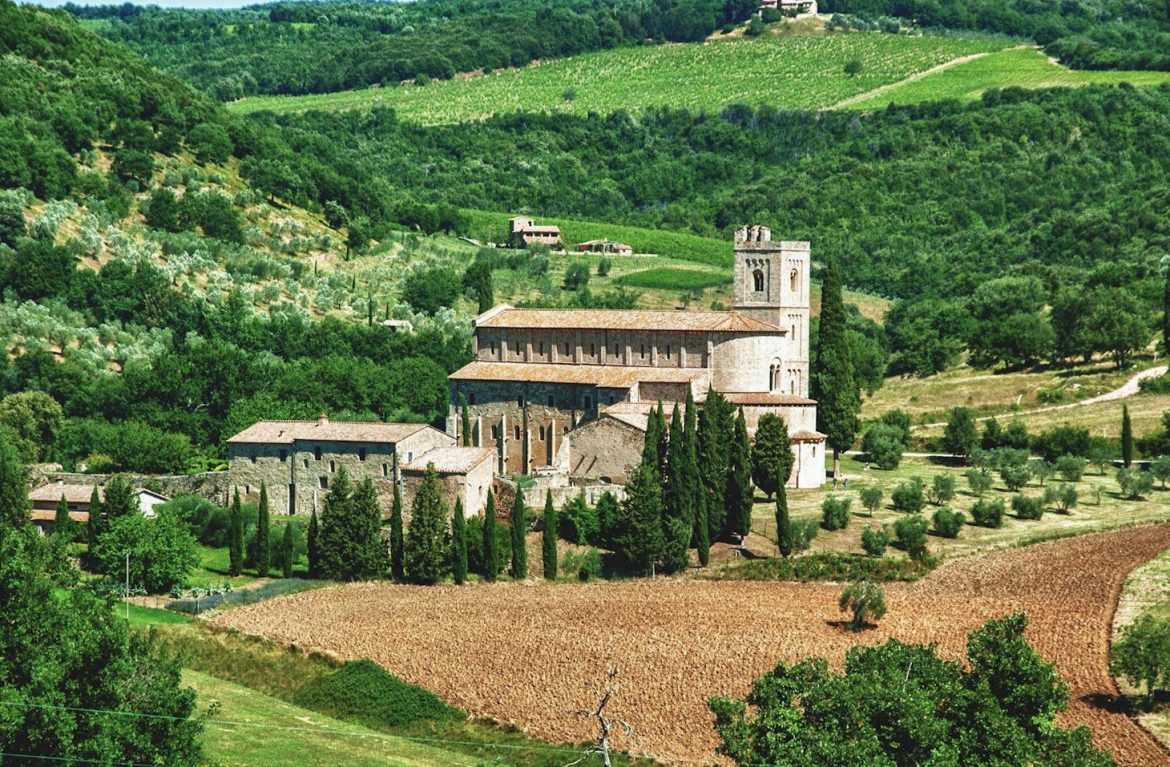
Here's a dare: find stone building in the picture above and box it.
[226,417,489,517]
[508,216,562,248]
[447,226,826,489]
[400,446,495,520]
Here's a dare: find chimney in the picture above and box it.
[318,414,330,425]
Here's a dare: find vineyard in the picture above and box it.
[218,524,1170,767]
[229,33,1008,123]
[616,267,729,291]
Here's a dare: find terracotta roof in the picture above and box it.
[403,446,494,475]
[723,392,817,406]
[519,225,561,234]
[227,419,433,445]
[450,361,709,389]
[474,305,782,333]
[31,509,89,523]
[790,429,827,442]
[29,483,102,504]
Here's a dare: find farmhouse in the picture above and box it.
[27,482,170,534]
[575,239,633,255]
[759,0,817,15]
[447,226,826,488]
[508,216,562,248]
[226,417,490,517]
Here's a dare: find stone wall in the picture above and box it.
[34,469,230,505]
[567,416,645,485]
[400,452,494,519]
[474,328,710,369]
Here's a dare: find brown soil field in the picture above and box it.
[216,524,1170,766]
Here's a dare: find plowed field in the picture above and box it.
[216,524,1170,766]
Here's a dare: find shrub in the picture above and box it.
[558,494,599,545]
[931,507,965,539]
[1012,494,1044,520]
[1032,425,1092,462]
[166,578,318,614]
[893,515,929,560]
[890,478,925,514]
[1048,483,1078,513]
[838,580,886,631]
[927,474,956,506]
[1029,460,1055,486]
[1055,455,1086,482]
[1117,468,1154,499]
[860,423,904,469]
[970,498,1005,528]
[965,468,993,497]
[1000,464,1031,492]
[576,548,602,581]
[293,659,461,728]
[821,496,852,531]
[708,551,934,583]
[787,519,819,554]
[860,525,889,557]
[859,486,883,516]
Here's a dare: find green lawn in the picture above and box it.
[185,670,481,767]
[188,545,261,589]
[228,32,1009,123]
[844,46,1170,109]
[126,602,191,628]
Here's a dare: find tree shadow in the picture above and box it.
[826,619,879,634]
[1080,692,1131,715]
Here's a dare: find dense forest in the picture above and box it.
[70,0,759,99]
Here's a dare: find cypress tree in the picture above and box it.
[390,478,405,580]
[541,489,557,580]
[610,462,664,576]
[483,490,498,582]
[1163,261,1170,361]
[452,497,468,585]
[1122,404,1134,468]
[405,465,448,584]
[280,521,295,578]
[228,488,244,577]
[661,405,692,573]
[351,477,390,578]
[752,413,794,500]
[459,392,472,447]
[307,508,320,577]
[102,475,137,519]
[510,491,527,579]
[726,407,754,540]
[641,400,663,471]
[776,483,793,557]
[685,390,709,567]
[812,264,861,480]
[86,485,104,547]
[53,494,74,540]
[255,482,271,576]
[698,390,731,541]
[654,401,668,475]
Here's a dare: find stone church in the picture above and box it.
[446,226,826,489]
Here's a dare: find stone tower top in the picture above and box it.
[735,224,772,244]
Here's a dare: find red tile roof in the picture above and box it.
[723,392,817,406]
[226,420,435,445]
[474,305,782,333]
[449,361,709,388]
[403,447,495,475]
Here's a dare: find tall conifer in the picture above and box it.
[661,405,692,573]
[452,497,468,585]
[86,485,104,546]
[53,494,74,540]
[726,407,754,540]
[698,390,731,540]
[776,484,792,557]
[390,478,405,580]
[405,465,448,584]
[228,488,244,577]
[685,390,709,567]
[610,463,664,576]
[1122,404,1134,468]
[483,490,498,582]
[542,490,557,580]
[280,520,295,578]
[459,392,472,446]
[812,264,861,480]
[510,491,527,579]
[255,482,271,576]
[307,508,319,577]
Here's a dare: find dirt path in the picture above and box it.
[217,525,1170,766]
[917,364,1168,429]
[832,50,1002,109]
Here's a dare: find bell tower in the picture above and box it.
[732,226,810,398]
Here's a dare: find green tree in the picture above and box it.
[280,520,295,578]
[1122,404,1134,468]
[390,479,405,580]
[53,494,75,540]
[813,265,861,479]
[254,482,271,576]
[843,58,863,76]
[187,122,233,164]
[860,524,888,556]
[859,485,883,516]
[541,490,557,580]
[0,390,63,462]
[609,462,664,576]
[509,490,528,579]
[0,433,28,529]
[483,490,498,582]
[776,484,792,557]
[228,488,243,577]
[893,514,928,560]
[459,392,472,446]
[661,405,692,573]
[860,422,904,469]
[563,261,591,291]
[0,192,25,247]
[95,509,198,593]
[307,508,320,577]
[145,187,180,231]
[966,468,994,497]
[698,390,731,541]
[102,475,138,519]
[944,407,979,460]
[405,465,448,585]
[927,474,956,506]
[462,261,494,313]
[751,412,793,500]
[1151,455,1170,489]
[402,267,461,315]
[1112,613,1170,710]
[725,407,754,539]
[0,526,203,765]
[319,473,389,581]
[839,579,886,630]
[685,390,709,567]
[452,497,468,584]
[85,485,104,547]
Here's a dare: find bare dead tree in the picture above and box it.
[565,666,633,767]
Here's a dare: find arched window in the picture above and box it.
[790,267,798,293]
[753,269,765,292]
[769,364,776,391]
[539,426,546,440]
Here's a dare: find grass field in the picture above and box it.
[229,32,1009,122]
[616,267,730,291]
[844,46,1170,109]
[1114,546,1170,747]
[185,670,478,767]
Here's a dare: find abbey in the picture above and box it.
[446,226,826,489]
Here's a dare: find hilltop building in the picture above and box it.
[508,216,562,248]
[226,417,491,517]
[447,226,826,489]
[759,0,817,15]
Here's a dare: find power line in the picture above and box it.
[0,750,160,767]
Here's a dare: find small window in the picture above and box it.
[279,449,287,463]
[539,426,546,440]
[245,485,251,495]
[666,345,672,359]
[590,343,596,356]
[518,395,525,408]
[469,393,476,406]
[250,454,256,464]
[812,445,817,458]
[314,446,322,461]
[358,448,367,462]
[303,458,309,469]
[329,460,336,473]
[564,342,570,356]
[753,269,765,292]
[640,344,645,359]
[407,452,414,463]
[612,344,619,357]
[539,342,544,355]
[790,267,799,292]
[382,463,389,477]
[514,425,521,440]
[319,476,328,489]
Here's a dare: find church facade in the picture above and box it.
[446,226,826,489]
